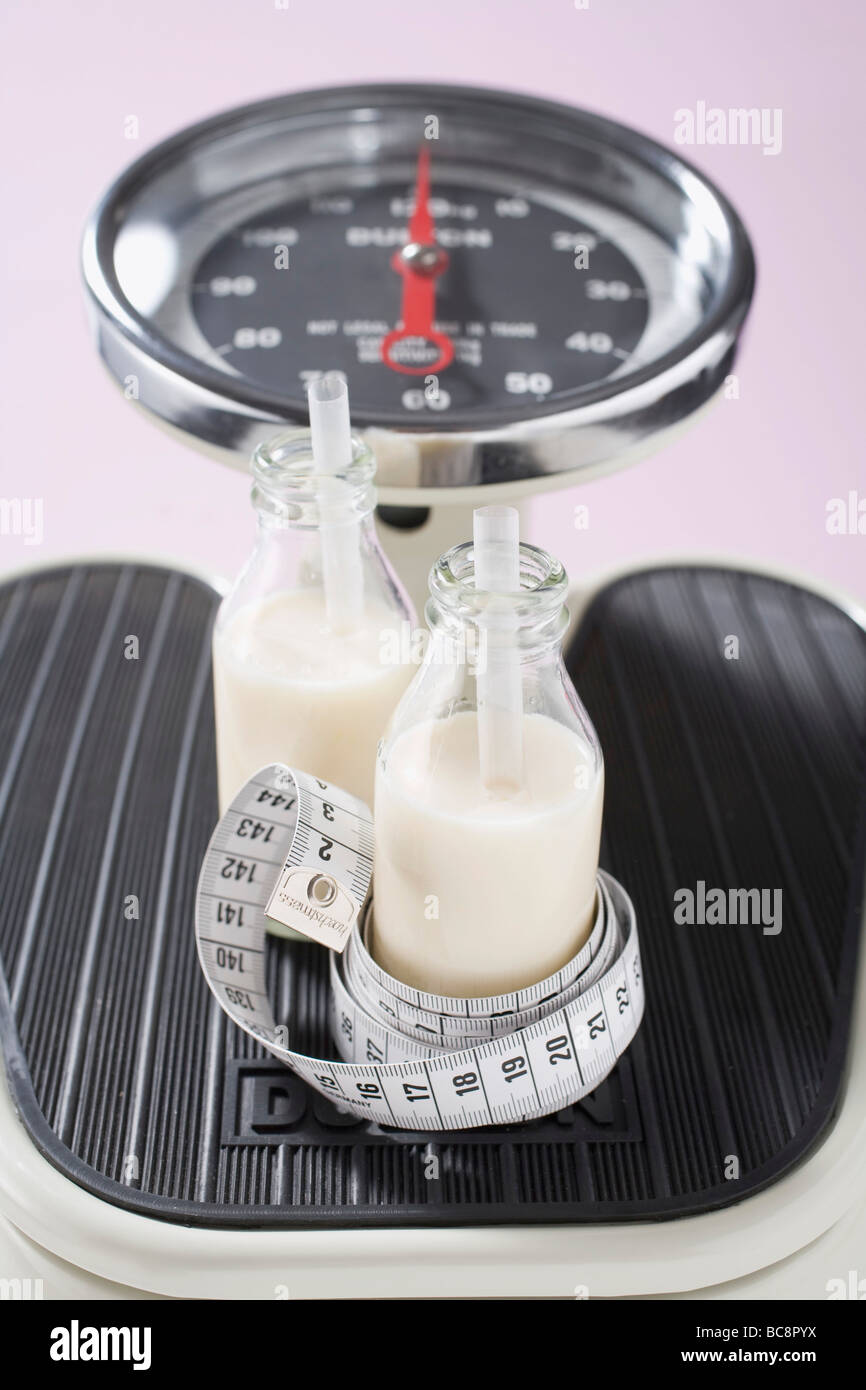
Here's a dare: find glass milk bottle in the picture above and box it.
[372,507,604,998]
[212,380,415,821]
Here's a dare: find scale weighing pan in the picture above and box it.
[0,558,863,1297]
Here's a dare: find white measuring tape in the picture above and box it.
[195,764,644,1132]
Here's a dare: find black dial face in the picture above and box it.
[192,176,654,422]
[93,85,752,469]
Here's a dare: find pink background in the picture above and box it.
[1,0,863,600]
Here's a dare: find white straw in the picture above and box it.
[308,374,364,633]
[473,506,524,792]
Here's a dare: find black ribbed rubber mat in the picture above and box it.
[0,562,864,1228]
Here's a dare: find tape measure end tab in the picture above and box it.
[265,863,358,953]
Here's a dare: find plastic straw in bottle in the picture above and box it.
[308,374,364,633]
[473,505,524,792]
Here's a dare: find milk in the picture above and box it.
[213,588,411,813]
[372,709,604,996]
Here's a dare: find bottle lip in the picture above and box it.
[251,429,376,524]
[429,540,569,624]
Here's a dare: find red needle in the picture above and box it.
[381,146,454,376]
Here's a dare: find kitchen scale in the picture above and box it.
[0,85,864,1301]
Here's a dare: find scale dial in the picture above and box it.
[83,84,754,492]
[192,183,654,416]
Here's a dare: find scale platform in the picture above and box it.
[0,560,864,1297]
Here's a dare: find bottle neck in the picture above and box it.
[250,428,377,530]
[254,503,377,535]
[426,539,570,660]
